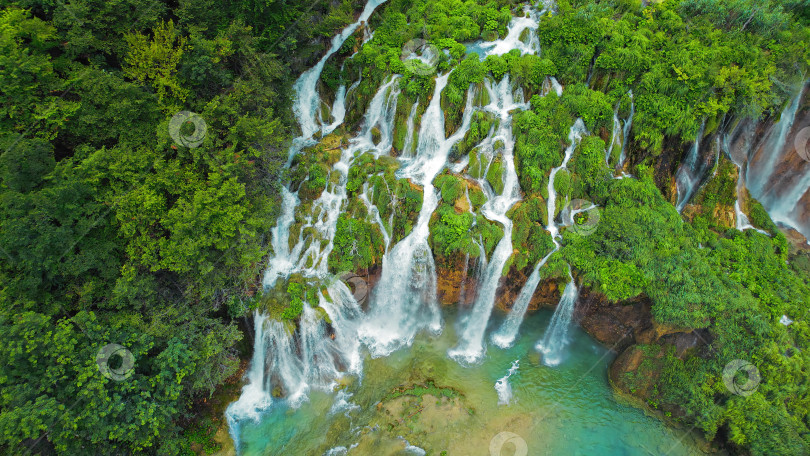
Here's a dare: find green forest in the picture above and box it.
[1,0,810,454]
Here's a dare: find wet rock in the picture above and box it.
[436,252,478,307]
[495,266,560,313]
[575,290,651,352]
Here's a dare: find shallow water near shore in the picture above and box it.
[231,308,709,456]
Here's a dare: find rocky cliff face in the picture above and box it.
[739,83,810,241]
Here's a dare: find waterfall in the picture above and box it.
[675,121,708,212]
[228,2,390,444]
[262,187,301,286]
[760,86,810,236]
[616,90,634,171]
[770,169,810,237]
[746,86,805,200]
[358,76,401,156]
[528,120,586,366]
[722,130,769,234]
[542,77,564,97]
[288,0,388,163]
[322,84,347,136]
[490,250,554,349]
[359,74,475,357]
[448,76,525,364]
[288,76,401,277]
[547,120,587,241]
[481,6,541,56]
[359,182,391,251]
[606,107,621,166]
[536,270,579,367]
[734,83,810,240]
[226,281,364,432]
[401,101,419,157]
[226,313,272,433]
[495,359,520,405]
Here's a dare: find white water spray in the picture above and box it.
[490,250,554,348]
[536,270,579,367]
[495,359,520,405]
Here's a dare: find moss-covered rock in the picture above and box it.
[486,156,504,194]
[685,155,738,229]
[454,111,495,161]
[468,149,484,179]
[508,197,553,272]
[259,274,324,323]
[329,205,386,273]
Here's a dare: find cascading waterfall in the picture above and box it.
[401,101,419,157]
[226,312,272,428]
[289,0,388,161]
[227,1,390,444]
[536,269,579,367]
[483,6,541,56]
[543,77,563,97]
[448,76,526,364]
[262,187,301,286]
[322,84,347,136]
[746,86,805,200]
[359,182,392,250]
[770,168,810,237]
[359,74,475,357]
[606,107,621,166]
[721,129,769,234]
[616,90,634,171]
[289,77,401,276]
[755,85,810,238]
[675,121,708,212]
[226,280,364,429]
[529,120,586,365]
[547,120,587,241]
[490,250,554,349]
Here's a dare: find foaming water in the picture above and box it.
[495,359,520,405]
[290,0,389,159]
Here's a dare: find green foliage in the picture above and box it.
[329,214,384,273]
[486,157,505,194]
[123,20,190,113]
[569,136,610,198]
[484,54,508,80]
[430,205,475,259]
[0,0,351,452]
[509,197,554,272]
[435,173,466,204]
